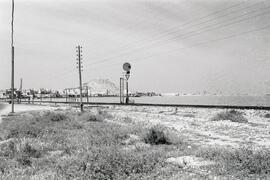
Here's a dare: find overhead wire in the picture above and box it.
[43,1,269,86]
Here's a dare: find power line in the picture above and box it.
[86,4,270,68]
[43,21,270,90]
[45,1,258,81]
[43,1,269,84]
[84,23,270,73]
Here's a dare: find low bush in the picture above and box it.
[22,143,42,159]
[79,112,104,122]
[97,109,113,119]
[264,113,270,118]
[16,155,32,166]
[144,125,172,145]
[57,147,164,179]
[0,140,16,158]
[47,112,67,122]
[211,110,248,123]
[182,114,195,118]
[197,146,270,176]
[7,124,43,139]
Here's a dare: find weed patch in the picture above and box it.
[264,113,270,118]
[143,125,179,145]
[7,124,43,139]
[46,112,67,122]
[197,146,270,176]
[211,110,248,123]
[79,112,105,122]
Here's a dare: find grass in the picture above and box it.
[0,108,183,179]
[211,109,248,123]
[1,107,269,179]
[197,145,270,177]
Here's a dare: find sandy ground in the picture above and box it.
[1,103,270,149]
[103,105,270,149]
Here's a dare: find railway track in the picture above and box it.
[1,99,270,110]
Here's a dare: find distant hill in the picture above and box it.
[84,79,119,95]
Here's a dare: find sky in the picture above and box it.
[0,0,270,94]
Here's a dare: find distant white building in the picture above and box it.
[161,93,179,96]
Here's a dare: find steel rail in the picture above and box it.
[2,99,269,110]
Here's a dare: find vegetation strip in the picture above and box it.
[0,107,269,179]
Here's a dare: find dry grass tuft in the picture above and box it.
[264,113,270,118]
[211,109,248,123]
[46,112,68,122]
[197,145,270,176]
[78,112,104,122]
[143,124,181,145]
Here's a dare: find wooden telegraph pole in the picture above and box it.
[11,0,15,113]
[86,86,89,103]
[76,46,83,112]
[19,78,22,103]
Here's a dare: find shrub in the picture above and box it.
[16,155,32,166]
[7,124,43,139]
[86,149,163,179]
[182,114,195,118]
[144,125,172,145]
[197,146,270,176]
[211,110,248,123]
[97,109,113,119]
[264,113,270,118]
[0,140,16,158]
[79,112,104,122]
[57,148,164,179]
[22,143,42,158]
[14,142,42,167]
[122,116,133,123]
[47,112,67,122]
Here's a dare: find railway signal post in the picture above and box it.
[123,62,131,104]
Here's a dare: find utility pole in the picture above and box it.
[86,86,89,103]
[65,89,68,103]
[11,0,15,113]
[76,45,83,112]
[19,78,22,103]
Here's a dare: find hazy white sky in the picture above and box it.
[0,0,270,94]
